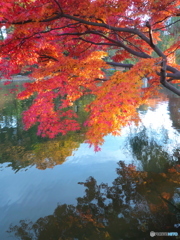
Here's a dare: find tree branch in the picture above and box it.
[146,21,155,47]
[39,54,59,62]
[52,0,63,14]
[1,10,180,95]
[160,57,180,95]
[77,37,115,46]
[106,62,133,69]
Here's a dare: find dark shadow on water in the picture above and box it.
[7,160,180,240]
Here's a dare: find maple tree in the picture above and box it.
[0,87,87,170]
[0,0,180,147]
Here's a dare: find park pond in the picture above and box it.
[0,80,180,239]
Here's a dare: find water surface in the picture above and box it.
[0,82,180,239]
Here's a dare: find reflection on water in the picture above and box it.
[0,82,180,239]
[0,82,87,171]
[7,162,180,240]
[127,127,175,173]
[169,97,180,132]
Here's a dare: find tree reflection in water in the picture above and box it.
[0,85,88,171]
[7,161,180,240]
[127,126,175,173]
[2,85,180,239]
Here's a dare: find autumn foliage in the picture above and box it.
[0,0,180,147]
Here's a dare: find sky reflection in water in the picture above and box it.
[0,92,180,239]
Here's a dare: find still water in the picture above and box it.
[0,82,180,240]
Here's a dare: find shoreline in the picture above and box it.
[0,75,31,82]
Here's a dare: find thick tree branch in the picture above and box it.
[106,61,180,80]
[166,71,180,79]
[106,62,133,69]
[159,58,180,95]
[146,21,155,47]
[0,12,170,59]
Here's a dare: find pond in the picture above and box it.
[0,81,180,240]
